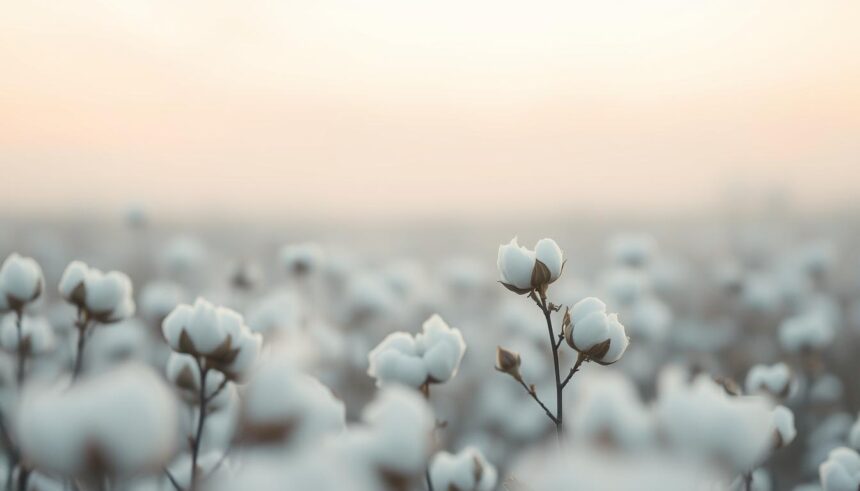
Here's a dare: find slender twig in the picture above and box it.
[560,354,585,390]
[190,361,210,489]
[420,384,435,491]
[71,310,91,381]
[534,295,564,442]
[164,468,183,491]
[515,379,558,424]
[14,310,26,387]
[204,378,229,405]
[743,471,752,491]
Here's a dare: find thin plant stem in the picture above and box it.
[71,310,91,381]
[420,383,435,491]
[515,379,557,423]
[14,310,26,387]
[190,362,210,490]
[164,469,183,491]
[535,295,564,442]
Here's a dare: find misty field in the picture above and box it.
[0,214,856,491]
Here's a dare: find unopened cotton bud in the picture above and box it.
[495,346,522,381]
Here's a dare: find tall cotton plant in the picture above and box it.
[495,237,629,442]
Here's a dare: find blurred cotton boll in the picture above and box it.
[608,233,657,268]
[17,364,178,479]
[772,405,797,448]
[0,314,54,355]
[238,357,345,449]
[0,253,44,313]
[778,313,834,354]
[819,447,860,491]
[367,314,466,389]
[746,362,793,399]
[59,261,135,323]
[138,280,186,326]
[280,242,325,277]
[429,446,497,491]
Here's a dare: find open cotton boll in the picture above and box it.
[0,253,44,311]
[564,298,629,364]
[772,405,797,448]
[497,237,537,292]
[367,315,465,388]
[779,313,834,353]
[239,358,345,447]
[534,238,564,283]
[820,447,860,491]
[0,314,55,354]
[746,363,792,399]
[59,261,135,323]
[17,364,178,478]
[162,298,262,379]
[655,374,774,471]
[280,243,325,276]
[429,447,497,491]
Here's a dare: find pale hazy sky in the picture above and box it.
[1,0,859,220]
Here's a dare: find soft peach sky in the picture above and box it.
[1,0,858,220]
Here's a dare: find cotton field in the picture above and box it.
[0,215,856,491]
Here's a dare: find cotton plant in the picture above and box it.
[0,254,45,385]
[495,236,629,442]
[58,261,135,379]
[161,298,263,489]
[16,364,178,489]
[367,314,468,490]
[745,362,794,400]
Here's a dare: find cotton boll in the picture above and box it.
[534,238,564,283]
[429,447,497,491]
[162,298,262,380]
[17,364,179,478]
[772,405,797,448]
[367,315,465,388]
[239,358,345,448]
[746,363,792,399]
[820,447,860,491]
[742,274,782,315]
[82,318,152,373]
[497,237,537,292]
[0,253,44,312]
[563,298,629,364]
[280,243,324,276]
[779,313,834,353]
[439,257,487,295]
[0,314,55,355]
[58,262,135,323]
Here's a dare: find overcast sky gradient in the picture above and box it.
[1,0,858,220]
